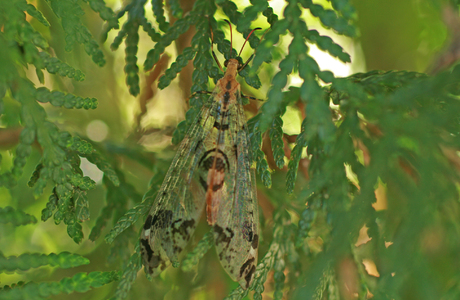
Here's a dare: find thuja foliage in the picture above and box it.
[0,0,120,298]
[1,0,460,299]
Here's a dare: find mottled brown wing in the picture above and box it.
[140,96,221,276]
[211,92,259,289]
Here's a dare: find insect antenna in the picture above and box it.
[239,27,262,71]
[223,19,234,59]
[210,24,224,72]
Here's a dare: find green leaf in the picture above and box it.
[0,271,119,300]
[144,12,195,71]
[104,201,149,244]
[286,120,307,194]
[248,115,272,187]
[151,0,169,32]
[18,0,50,27]
[0,252,89,272]
[41,190,58,222]
[251,19,288,72]
[0,206,37,226]
[259,55,294,131]
[304,30,351,63]
[169,0,183,18]
[35,87,97,109]
[91,167,142,242]
[269,116,285,169]
[66,217,84,244]
[329,0,357,22]
[74,189,90,222]
[237,0,269,34]
[113,245,142,300]
[38,52,85,81]
[85,0,118,30]
[158,47,197,89]
[46,0,105,65]
[84,151,120,187]
[307,3,356,37]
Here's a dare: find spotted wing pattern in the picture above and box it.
[212,91,259,289]
[140,58,258,289]
[140,100,217,276]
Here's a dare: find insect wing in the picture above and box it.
[140,97,218,276]
[140,57,260,288]
[212,92,259,289]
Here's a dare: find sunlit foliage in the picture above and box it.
[1,0,460,299]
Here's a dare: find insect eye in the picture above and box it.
[224,60,229,67]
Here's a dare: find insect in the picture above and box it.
[140,22,260,289]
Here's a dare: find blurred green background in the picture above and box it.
[0,0,455,299]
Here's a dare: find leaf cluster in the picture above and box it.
[2,0,460,299]
[0,0,124,298]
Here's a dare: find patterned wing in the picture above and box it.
[140,95,220,276]
[212,93,259,289]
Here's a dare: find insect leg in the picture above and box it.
[189,90,213,100]
[240,93,264,102]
